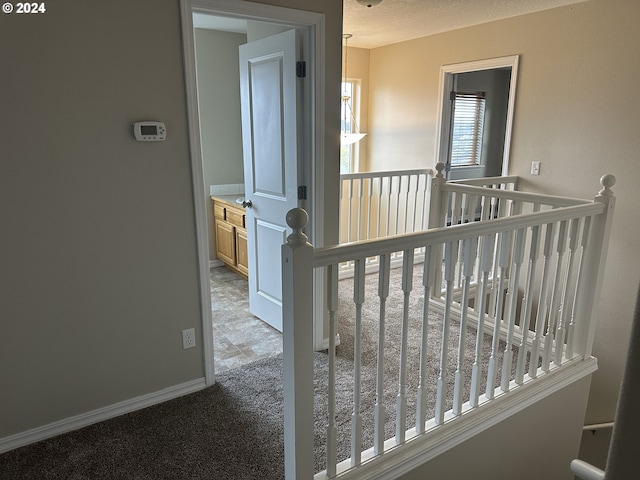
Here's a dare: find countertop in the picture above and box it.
[211,194,245,209]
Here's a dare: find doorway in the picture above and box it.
[180,0,325,384]
[434,56,519,179]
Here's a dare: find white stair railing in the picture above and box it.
[339,168,519,280]
[283,172,615,480]
[339,169,433,279]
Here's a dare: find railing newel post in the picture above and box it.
[282,207,315,480]
[573,174,616,359]
[429,162,447,297]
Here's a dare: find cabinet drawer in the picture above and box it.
[226,208,245,229]
[213,203,226,220]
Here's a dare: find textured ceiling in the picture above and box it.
[344,0,588,49]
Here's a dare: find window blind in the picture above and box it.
[450,91,486,167]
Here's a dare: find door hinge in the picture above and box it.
[297,185,307,200]
[449,90,456,101]
[296,61,306,78]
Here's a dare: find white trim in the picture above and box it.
[180,0,216,386]
[434,55,519,176]
[316,357,597,480]
[0,378,206,454]
[180,0,326,382]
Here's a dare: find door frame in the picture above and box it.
[434,55,519,176]
[180,0,326,385]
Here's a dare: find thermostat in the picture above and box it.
[133,121,166,141]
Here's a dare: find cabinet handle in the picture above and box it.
[242,200,253,208]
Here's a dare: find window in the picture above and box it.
[450,91,486,167]
[340,81,361,173]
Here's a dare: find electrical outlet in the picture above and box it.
[531,161,541,176]
[182,328,196,349]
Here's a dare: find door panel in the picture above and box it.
[239,29,300,332]
[255,220,287,307]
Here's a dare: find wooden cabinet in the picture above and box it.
[212,198,248,278]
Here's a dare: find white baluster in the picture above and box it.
[554,217,580,365]
[486,230,511,399]
[470,233,496,407]
[396,249,414,443]
[453,236,478,415]
[409,174,418,232]
[351,258,365,467]
[326,264,338,478]
[529,223,556,379]
[515,224,540,385]
[339,178,345,244]
[385,176,392,236]
[501,228,525,392]
[347,178,355,243]
[374,254,390,456]
[487,216,502,320]
[566,217,591,359]
[479,193,491,222]
[416,246,433,432]
[395,175,403,235]
[435,240,458,424]
[376,176,383,239]
[357,178,364,241]
[366,178,373,240]
[452,191,463,225]
[403,175,411,234]
[542,220,567,372]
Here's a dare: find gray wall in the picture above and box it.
[0,0,343,441]
[194,29,246,261]
[0,0,203,437]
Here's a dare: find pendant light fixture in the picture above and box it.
[356,0,383,7]
[341,33,367,146]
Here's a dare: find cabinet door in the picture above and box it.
[236,228,248,277]
[215,221,236,265]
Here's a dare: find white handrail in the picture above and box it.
[444,182,590,207]
[340,168,435,180]
[570,459,605,480]
[315,202,604,267]
[449,175,519,187]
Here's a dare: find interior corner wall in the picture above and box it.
[194,28,246,261]
[398,375,592,480]
[365,0,640,424]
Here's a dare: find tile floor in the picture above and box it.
[210,266,283,372]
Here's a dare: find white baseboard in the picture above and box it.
[210,259,224,269]
[317,334,341,351]
[0,377,207,454]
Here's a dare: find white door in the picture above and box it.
[239,29,302,332]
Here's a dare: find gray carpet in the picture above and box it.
[0,268,517,479]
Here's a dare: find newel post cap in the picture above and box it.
[286,208,309,246]
[435,162,446,179]
[598,174,616,197]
